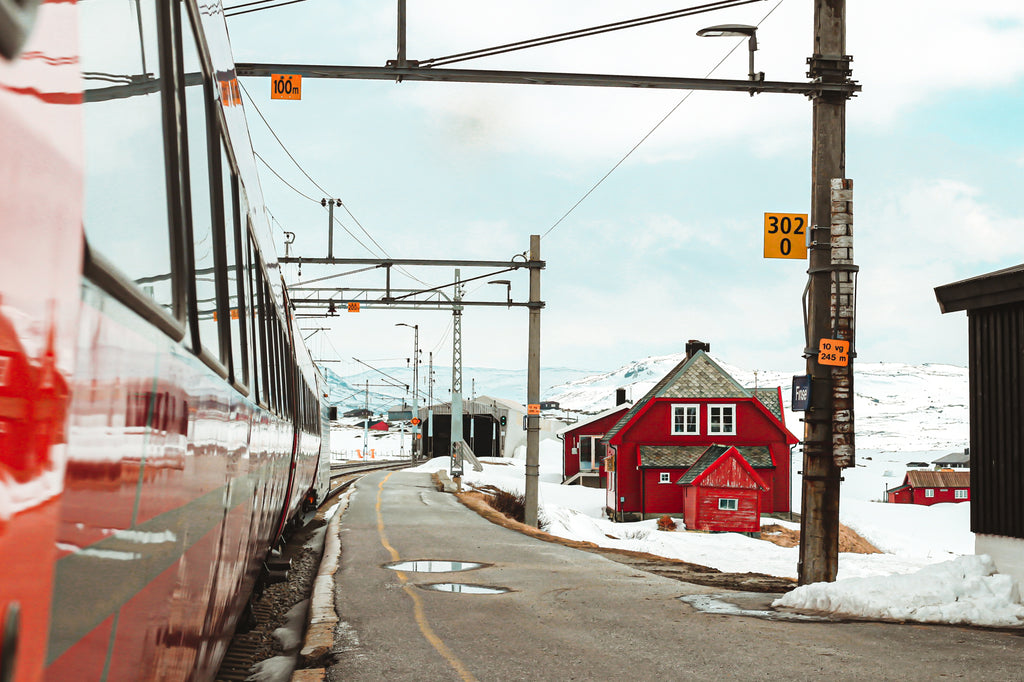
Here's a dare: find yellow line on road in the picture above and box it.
[376,473,478,682]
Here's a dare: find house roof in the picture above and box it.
[906,470,970,488]
[602,350,792,444]
[559,404,630,436]
[752,388,784,422]
[675,444,768,489]
[935,263,1024,313]
[639,445,773,469]
[932,451,970,465]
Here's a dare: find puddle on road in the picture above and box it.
[679,593,826,622]
[419,583,510,595]
[384,560,486,573]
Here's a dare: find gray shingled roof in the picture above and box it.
[640,445,773,469]
[639,445,707,468]
[676,445,772,486]
[676,445,732,485]
[604,352,747,444]
[753,388,783,422]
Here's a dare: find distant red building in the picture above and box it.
[603,342,798,522]
[679,445,767,533]
[561,402,630,488]
[886,470,970,506]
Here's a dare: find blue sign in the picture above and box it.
[792,375,811,412]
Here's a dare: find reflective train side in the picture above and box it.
[0,1,331,680]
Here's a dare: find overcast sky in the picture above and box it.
[224,0,1024,379]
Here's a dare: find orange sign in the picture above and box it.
[527,404,541,415]
[271,74,302,100]
[347,302,360,313]
[818,338,850,366]
[764,213,808,259]
[411,417,421,425]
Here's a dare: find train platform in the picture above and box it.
[295,468,1024,682]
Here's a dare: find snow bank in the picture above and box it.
[773,555,1024,628]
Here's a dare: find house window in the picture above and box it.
[708,405,736,435]
[659,472,671,484]
[718,498,738,511]
[925,488,934,498]
[955,489,968,500]
[672,404,699,435]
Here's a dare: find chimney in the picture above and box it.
[685,339,710,359]
[615,388,627,406]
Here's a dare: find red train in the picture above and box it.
[1,1,332,680]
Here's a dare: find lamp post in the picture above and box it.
[696,24,764,83]
[395,322,419,460]
[488,279,512,308]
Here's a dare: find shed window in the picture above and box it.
[718,498,738,511]
[672,404,699,435]
[709,405,736,435]
[925,488,935,498]
[955,489,968,500]
[659,472,671,484]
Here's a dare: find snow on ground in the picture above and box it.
[370,433,1023,629]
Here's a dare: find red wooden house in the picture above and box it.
[603,342,798,522]
[561,403,630,488]
[678,445,767,533]
[886,470,970,506]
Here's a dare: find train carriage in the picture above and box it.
[0,1,331,680]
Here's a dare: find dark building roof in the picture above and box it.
[906,470,970,488]
[933,451,970,466]
[603,351,786,444]
[935,263,1024,313]
[640,444,772,469]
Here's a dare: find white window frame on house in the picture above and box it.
[925,488,935,498]
[579,435,602,471]
[955,489,968,499]
[708,404,736,435]
[718,498,738,511]
[671,403,700,435]
[659,472,671,484]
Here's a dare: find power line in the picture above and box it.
[241,81,431,285]
[541,0,786,240]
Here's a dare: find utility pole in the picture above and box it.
[362,380,370,457]
[450,270,464,477]
[525,235,541,528]
[427,351,434,459]
[799,0,852,585]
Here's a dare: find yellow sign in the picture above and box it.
[764,213,808,259]
[271,74,302,100]
[527,404,541,415]
[818,338,850,367]
[347,302,360,313]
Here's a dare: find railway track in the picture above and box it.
[214,459,417,681]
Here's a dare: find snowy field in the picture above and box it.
[330,422,1023,628]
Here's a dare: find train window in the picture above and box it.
[222,146,246,385]
[81,0,174,315]
[180,5,220,359]
[249,242,267,407]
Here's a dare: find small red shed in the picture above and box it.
[677,445,767,533]
[886,470,970,505]
[369,420,389,432]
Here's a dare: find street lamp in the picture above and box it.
[697,24,764,83]
[395,323,419,460]
[488,279,512,308]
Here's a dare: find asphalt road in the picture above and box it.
[326,470,1024,681]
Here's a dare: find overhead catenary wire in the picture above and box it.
[225,0,310,18]
[240,82,431,286]
[541,0,786,240]
[420,0,763,68]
